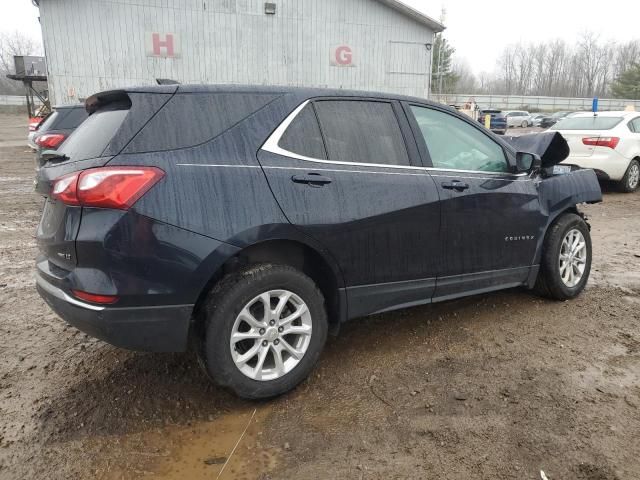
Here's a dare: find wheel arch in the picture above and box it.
[191,238,347,341]
[528,205,583,287]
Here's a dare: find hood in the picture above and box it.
[503,132,570,167]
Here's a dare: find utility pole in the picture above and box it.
[437,7,447,95]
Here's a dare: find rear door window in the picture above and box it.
[313,100,410,166]
[279,104,327,159]
[629,117,640,133]
[410,105,508,173]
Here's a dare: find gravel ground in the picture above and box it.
[0,113,639,480]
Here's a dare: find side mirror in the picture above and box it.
[515,151,542,173]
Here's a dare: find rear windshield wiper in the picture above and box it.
[40,150,70,164]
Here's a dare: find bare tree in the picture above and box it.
[573,32,610,96]
[451,58,478,93]
[0,31,43,95]
[474,33,639,98]
[498,46,517,94]
[613,40,640,79]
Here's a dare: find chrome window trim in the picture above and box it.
[260,99,529,178]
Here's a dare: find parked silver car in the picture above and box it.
[505,110,531,128]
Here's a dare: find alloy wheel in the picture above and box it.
[230,290,312,381]
[558,229,588,288]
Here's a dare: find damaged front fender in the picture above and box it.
[503,131,603,270]
[535,168,602,218]
[525,167,602,280]
[503,130,603,213]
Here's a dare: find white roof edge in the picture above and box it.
[375,0,445,32]
[573,111,636,116]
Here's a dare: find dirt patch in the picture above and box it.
[1,113,639,479]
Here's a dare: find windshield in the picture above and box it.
[551,116,623,131]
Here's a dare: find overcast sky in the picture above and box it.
[3,0,640,74]
[1,2,41,42]
[404,0,640,72]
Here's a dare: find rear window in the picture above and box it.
[37,111,58,132]
[552,116,623,131]
[54,107,88,129]
[57,106,129,160]
[481,111,504,118]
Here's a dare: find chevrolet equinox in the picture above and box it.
[35,85,602,398]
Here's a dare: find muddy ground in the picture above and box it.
[0,113,639,480]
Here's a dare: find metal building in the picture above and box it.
[35,0,444,105]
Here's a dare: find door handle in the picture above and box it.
[441,180,470,192]
[292,173,332,187]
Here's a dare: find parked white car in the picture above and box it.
[553,111,640,192]
[505,110,531,128]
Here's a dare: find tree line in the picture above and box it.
[436,32,640,100]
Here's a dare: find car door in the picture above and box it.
[404,103,546,301]
[258,98,441,318]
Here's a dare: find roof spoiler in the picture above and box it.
[85,90,131,114]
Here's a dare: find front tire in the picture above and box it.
[197,264,328,399]
[521,120,529,128]
[619,159,640,193]
[534,213,592,300]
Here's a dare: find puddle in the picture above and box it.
[101,407,278,480]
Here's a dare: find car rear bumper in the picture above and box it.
[36,271,193,352]
[561,152,631,181]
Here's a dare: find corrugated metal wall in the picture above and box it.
[39,0,435,105]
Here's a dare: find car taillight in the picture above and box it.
[35,133,67,149]
[29,118,42,131]
[582,137,620,149]
[72,290,119,304]
[51,166,165,210]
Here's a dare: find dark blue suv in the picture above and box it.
[478,109,507,135]
[35,85,601,398]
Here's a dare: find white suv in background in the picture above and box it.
[553,111,640,192]
[505,111,531,128]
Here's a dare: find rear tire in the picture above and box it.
[197,264,328,399]
[618,159,640,193]
[534,213,592,300]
